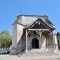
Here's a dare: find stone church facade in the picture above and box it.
[10,15,58,54]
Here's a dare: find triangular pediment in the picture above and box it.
[27,19,51,29]
[32,23,48,29]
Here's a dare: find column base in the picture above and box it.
[26,50,28,53]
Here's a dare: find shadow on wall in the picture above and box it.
[17,29,26,54]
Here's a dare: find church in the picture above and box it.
[10,15,58,54]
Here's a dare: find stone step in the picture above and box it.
[18,49,58,57]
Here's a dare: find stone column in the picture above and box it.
[26,30,28,53]
[42,38,46,50]
[53,30,58,52]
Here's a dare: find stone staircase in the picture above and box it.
[28,49,57,56]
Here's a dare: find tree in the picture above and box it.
[57,32,60,36]
[0,30,12,48]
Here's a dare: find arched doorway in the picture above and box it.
[32,38,39,49]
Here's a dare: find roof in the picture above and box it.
[13,14,55,30]
[17,14,49,18]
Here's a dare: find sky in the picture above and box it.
[0,0,60,34]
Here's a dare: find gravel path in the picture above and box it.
[0,50,60,60]
[0,54,60,60]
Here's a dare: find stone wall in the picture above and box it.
[57,35,60,49]
[27,31,46,50]
[10,24,25,54]
[46,34,54,51]
[27,31,54,51]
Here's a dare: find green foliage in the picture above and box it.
[57,32,60,36]
[0,30,12,48]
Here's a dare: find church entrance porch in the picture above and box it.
[26,29,55,53]
[32,38,39,49]
[25,18,58,53]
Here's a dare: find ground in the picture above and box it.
[0,50,60,60]
[0,54,60,60]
